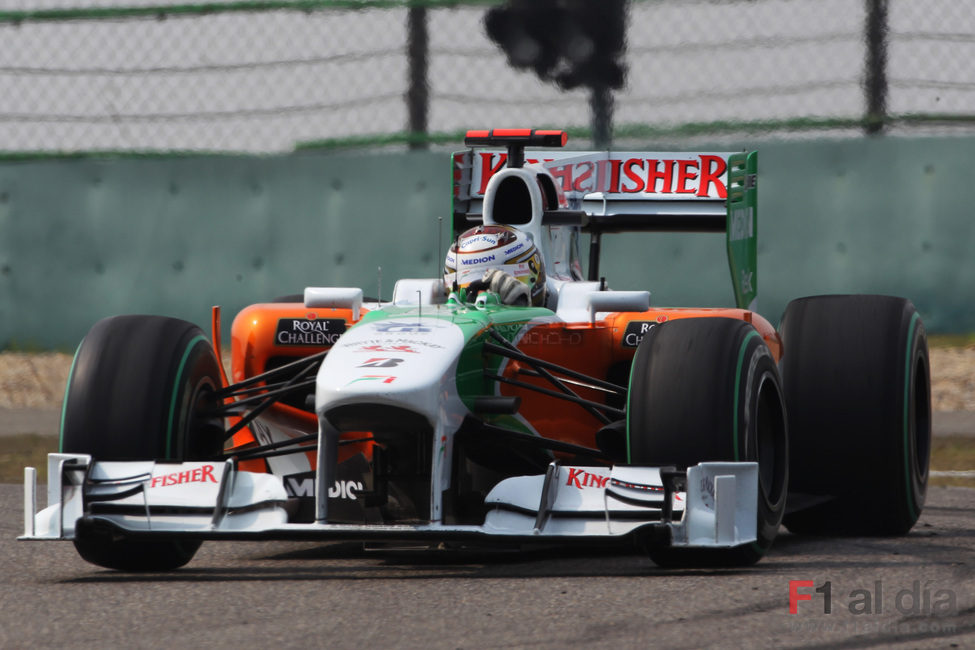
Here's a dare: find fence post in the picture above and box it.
[590,84,613,149]
[864,0,888,135]
[407,6,429,149]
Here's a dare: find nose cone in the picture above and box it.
[315,315,467,422]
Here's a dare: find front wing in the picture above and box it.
[21,454,758,551]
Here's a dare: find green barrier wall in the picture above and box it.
[1,136,972,349]
[602,136,974,334]
[0,151,452,349]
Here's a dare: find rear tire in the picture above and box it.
[627,318,788,567]
[779,295,931,535]
[61,315,224,570]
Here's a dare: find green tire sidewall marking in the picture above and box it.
[627,325,768,554]
[58,341,84,453]
[625,326,762,465]
[732,328,764,555]
[166,335,209,459]
[624,345,643,465]
[732,329,760,462]
[903,311,920,520]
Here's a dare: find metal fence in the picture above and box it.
[1,0,973,153]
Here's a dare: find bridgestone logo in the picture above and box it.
[275,318,346,346]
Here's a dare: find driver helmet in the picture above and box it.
[444,225,546,306]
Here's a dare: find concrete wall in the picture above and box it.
[1,136,972,349]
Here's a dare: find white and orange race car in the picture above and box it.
[22,129,931,571]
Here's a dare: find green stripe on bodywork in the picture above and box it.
[353,302,553,330]
[456,306,556,430]
[166,335,209,458]
[58,341,84,453]
[903,312,920,519]
[732,330,761,461]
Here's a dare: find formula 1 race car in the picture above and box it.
[21,129,931,571]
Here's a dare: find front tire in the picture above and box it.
[61,315,224,570]
[627,318,788,567]
[779,295,931,535]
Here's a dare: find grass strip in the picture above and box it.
[0,434,57,483]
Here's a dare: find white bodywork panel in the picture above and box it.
[391,278,447,305]
[304,287,363,320]
[554,282,651,324]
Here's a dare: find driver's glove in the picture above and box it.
[484,268,530,306]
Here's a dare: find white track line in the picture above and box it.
[930,470,975,478]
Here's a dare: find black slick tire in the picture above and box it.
[779,295,931,535]
[627,317,788,567]
[61,315,224,571]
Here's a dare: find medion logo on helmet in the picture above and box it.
[461,254,496,266]
[275,318,346,346]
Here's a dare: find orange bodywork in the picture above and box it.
[226,302,375,468]
[501,308,780,451]
[222,301,780,470]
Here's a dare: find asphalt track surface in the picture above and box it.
[2,483,975,649]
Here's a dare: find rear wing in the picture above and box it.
[452,145,758,310]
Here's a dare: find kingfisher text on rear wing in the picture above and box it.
[469,151,733,200]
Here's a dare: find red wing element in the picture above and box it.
[464,128,568,169]
[464,128,567,148]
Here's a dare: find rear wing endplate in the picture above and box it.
[726,152,758,310]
